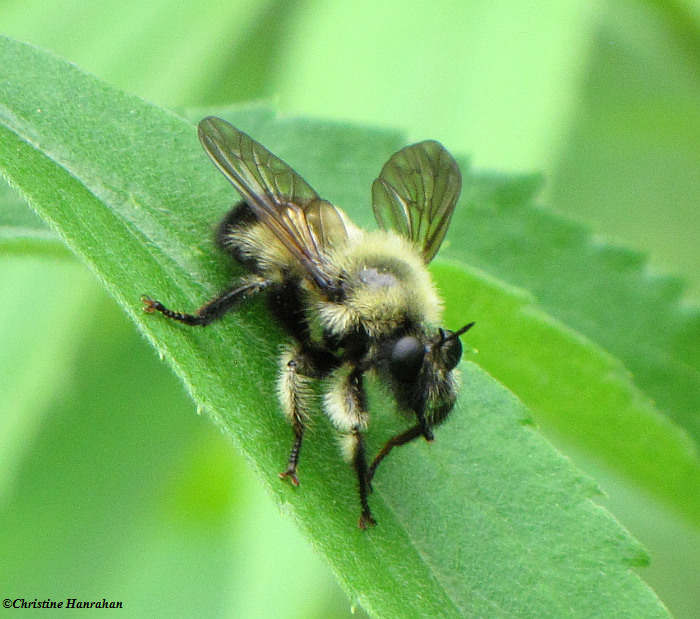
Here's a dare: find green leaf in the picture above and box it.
[0,37,668,616]
[0,178,65,254]
[188,108,700,524]
[433,260,700,523]
[0,262,352,618]
[0,267,236,616]
[8,102,698,524]
[444,171,700,448]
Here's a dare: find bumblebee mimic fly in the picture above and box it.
[143,117,474,528]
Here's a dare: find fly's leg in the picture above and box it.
[367,424,423,485]
[348,429,374,529]
[277,345,315,487]
[325,364,375,529]
[142,276,270,326]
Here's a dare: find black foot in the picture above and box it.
[358,511,377,529]
[141,294,205,326]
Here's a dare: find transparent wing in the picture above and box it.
[198,116,348,289]
[305,198,350,250]
[371,140,461,263]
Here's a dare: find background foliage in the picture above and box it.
[1,1,698,617]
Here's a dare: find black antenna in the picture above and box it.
[442,321,475,343]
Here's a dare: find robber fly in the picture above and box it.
[143,117,473,528]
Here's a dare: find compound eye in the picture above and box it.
[390,336,425,382]
[441,334,463,371]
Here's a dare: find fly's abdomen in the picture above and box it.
[217,200,300,281]
[216,200,267,273]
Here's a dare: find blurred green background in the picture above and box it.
[1,1,698,617]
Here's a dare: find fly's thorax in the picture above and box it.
[317,230,442,339]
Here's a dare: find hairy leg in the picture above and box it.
[277,344,316,486]
[325,364,375,528]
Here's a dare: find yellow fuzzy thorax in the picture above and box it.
[318,230,443,338]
